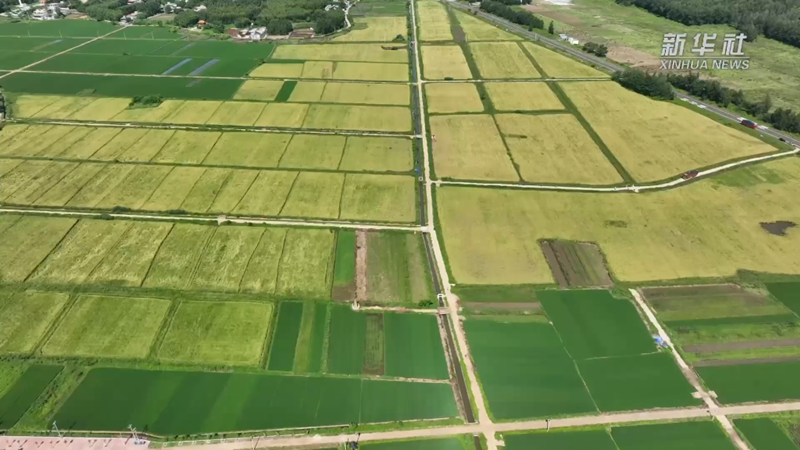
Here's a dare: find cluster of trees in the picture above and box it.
[612,69,674,100]
[490,0,532,5]
[615,0,800,49]
[73,0,162,23]
[479,0,543,30]
[582,42,608,57]
[613,68,800,134]
[173,0,345,35]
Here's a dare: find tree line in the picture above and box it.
[613,68,800,134]
[616,0,800,49]
[479,0,543,30]
[172,0,345,34]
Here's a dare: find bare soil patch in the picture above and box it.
[541,240,613,288]
[761,221,797,236]
[607,46,660,68]
[524,4,582,26]
[355,229,368,303]
[685,338,800,353]
[694,356,800,367]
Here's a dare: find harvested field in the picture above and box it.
[417,1,453,42]
[522,42,609,78]
[42,295,170,359]
[301,104,412,132]
[484,82,564,111]
[469,42,540,79]
[425,83,483,114]
[267,302,303,371]
[273,44,408,63]
[560,82,776,182]
[159,301,273,366]
[232,80,284,101]
[53,368,458,433]
[339,137,413,173]
[430,114,518,181]
[421,45,472,80]
[643,284,792,322]
[0,292,68,355]
[335,16,407,42]
[540,240,613,287]
[612,421,737,450]
[436,158,800,284]
[339,174,416,223]
[495,113,621,184]
[366,232,433,304]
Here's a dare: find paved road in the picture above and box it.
[439,147,800,192]
[447,1,800,148]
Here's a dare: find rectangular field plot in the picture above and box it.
[611,422,736,450]
[0,216,76,282]
[203,133,291,168]
[365,232,434,304]
[333,231,356,300]
[301,104,412,133]
[644,284,793,322]
[430,114,518,181]
[294,302,328,373]
[88,222,173,286]
[495,113,621,185]
[316,82,410,106]
[697,361,800,404]
[327,306,366,374]
[421,45,472,80]
[0,365,62,430]
[0,292,69,355]
[330,62,409,82]
[273,44,408,63]
[53,368,458,434]
[361,438,467,450]
[335,16,407,42]
[205,101,267,126]
[540,240,614,288]
[339,174,417,223]
[522,42,609,78]
[158,301,273,366]
[417,1,453,42]
[767,282,800,316]
[453,10,520,41]
[484,82,564,111]
[232,80,285,101]
[275,228,335,300]
[735,418,799,450]
[560,82,776,182]
[504,430,618,450]
[339,136,413,173]
[190,226,266,292]
[384,313,448,379]
[267,302,303,371]
[279,134,346,169]
[436,157,800,285]
[425,83,483,114]
[42,295,170,359]
[280,172,344,219]
[464,318,595,419]
[469,42,540,79]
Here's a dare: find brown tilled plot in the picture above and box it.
[363,313,385,375]
[540,240,613,288]
[641,284,784,319]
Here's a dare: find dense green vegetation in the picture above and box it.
[479,1,543,30]
[735,418,799,450]
[0,365,62,430]
[173,0,346,34]
[616,0,800,49]
[612,69,674,100]
[611,421,737,450]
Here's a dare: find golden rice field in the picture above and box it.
[421,45,472,80]
[453,9,520,41]
[437,158,800,285]
[232,80,285,101]
[484,82,564,111]
[430,114,518,181]
[425,83,484,114]
[417,0,453,42]
[334,16,407,42]
[272,43,408,63]
[494,113,623,184]
[522,42,609,79]
[469,42,540,79]
[249,63,304,78]
[560,82,777,182]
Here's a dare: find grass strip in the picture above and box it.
[274,81,298,103]
[266,302,303,372]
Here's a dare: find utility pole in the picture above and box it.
[52,421,63,438]
[128,425,140,444]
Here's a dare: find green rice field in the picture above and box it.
[361,438,468,450]
[52,368,458,434]
[366,232,434,304]
[504,430,618,450]
[0,365,62,430]
[611,421,736,450]
[697,361,800,404]
[267,302,304,371]
[735,418,799,450]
